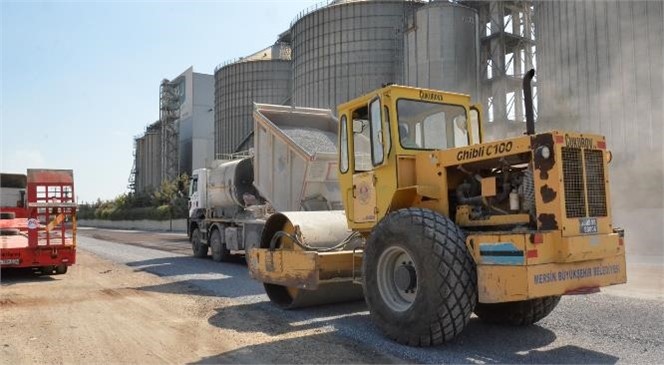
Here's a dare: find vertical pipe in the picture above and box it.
[523,68,536,135]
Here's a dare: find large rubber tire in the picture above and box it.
[363,208,477,347]
[191,228,208,258]
[1,212,16,219]
[210,228,231,262]
[474,296,561,325]
[40,266,55,275]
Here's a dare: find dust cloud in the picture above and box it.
[534,0,664,261]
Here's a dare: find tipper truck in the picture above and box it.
[0,169,77,274]
[246,70,627,346]
[187,104,360,278]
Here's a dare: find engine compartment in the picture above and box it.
[449,152,536,231]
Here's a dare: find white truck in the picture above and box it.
[187,104,344,262]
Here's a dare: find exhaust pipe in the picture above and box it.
[523,69,536,135]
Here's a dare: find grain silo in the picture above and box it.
[535,0,664,258]
[403,1,479,97]
[134,121,162,192]
[291,0,422,110]
[214,43,292,155]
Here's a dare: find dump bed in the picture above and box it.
[253,103,341,212]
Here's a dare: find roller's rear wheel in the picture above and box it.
[191,228,208,258]
[474,296,561,325]
[363,208,477,346]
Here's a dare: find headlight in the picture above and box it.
[537,145,551,159]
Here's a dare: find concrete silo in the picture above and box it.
[290,0,422,111]
[403,1,479,97]
[214,43,292,155]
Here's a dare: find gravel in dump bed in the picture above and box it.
[281,127,338,155]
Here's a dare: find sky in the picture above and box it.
[1,0,319,203]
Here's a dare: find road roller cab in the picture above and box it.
[247,70,627,347]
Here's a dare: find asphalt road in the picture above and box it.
[77,228,664,364]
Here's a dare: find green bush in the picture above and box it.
[78,174,189,221]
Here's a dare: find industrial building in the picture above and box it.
[130,67,214,192]
[132,120,162,193]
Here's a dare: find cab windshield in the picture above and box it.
[397,99,469,150]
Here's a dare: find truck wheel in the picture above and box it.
[474,296,561,325]
[210,228,231,262]
[1,212,16,219]
[40,266,55,275]
[54,264,68,275]
[363,208,477,346]
[191,228,208,258]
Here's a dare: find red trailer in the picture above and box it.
[0,169,77,274]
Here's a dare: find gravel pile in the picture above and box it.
[281,127,337,155]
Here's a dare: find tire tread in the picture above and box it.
[364,208,477,346]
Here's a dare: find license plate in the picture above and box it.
[579,218,598,234]
[0,258,20,266]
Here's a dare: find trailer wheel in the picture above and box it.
[210,228,231,262]
[54,264,68,275]
[474,296,561,325]
[363,208,477,346]
[191,228,208,258]
[1,212,16,219]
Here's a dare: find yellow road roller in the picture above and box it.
[247,69,627,346]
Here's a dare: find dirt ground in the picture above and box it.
[0,250,396,365]
[3,228,661,364]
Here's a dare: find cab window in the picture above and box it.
[369,98,384,166]
[189,175,198,196]
[352,105,372,172]
[397,99,469,150]
[340,115,349,173]
[383,106,392,157]
[469,108,481,144]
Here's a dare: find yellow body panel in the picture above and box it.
[468,231,624,265]
[468,229,625,302]
[558,233,623,262]
[247,249,359,290]
[478,254,626,303]
[456,206,530,227]
[352,172,377,223]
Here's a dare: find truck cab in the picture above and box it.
[188,168,207,221]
